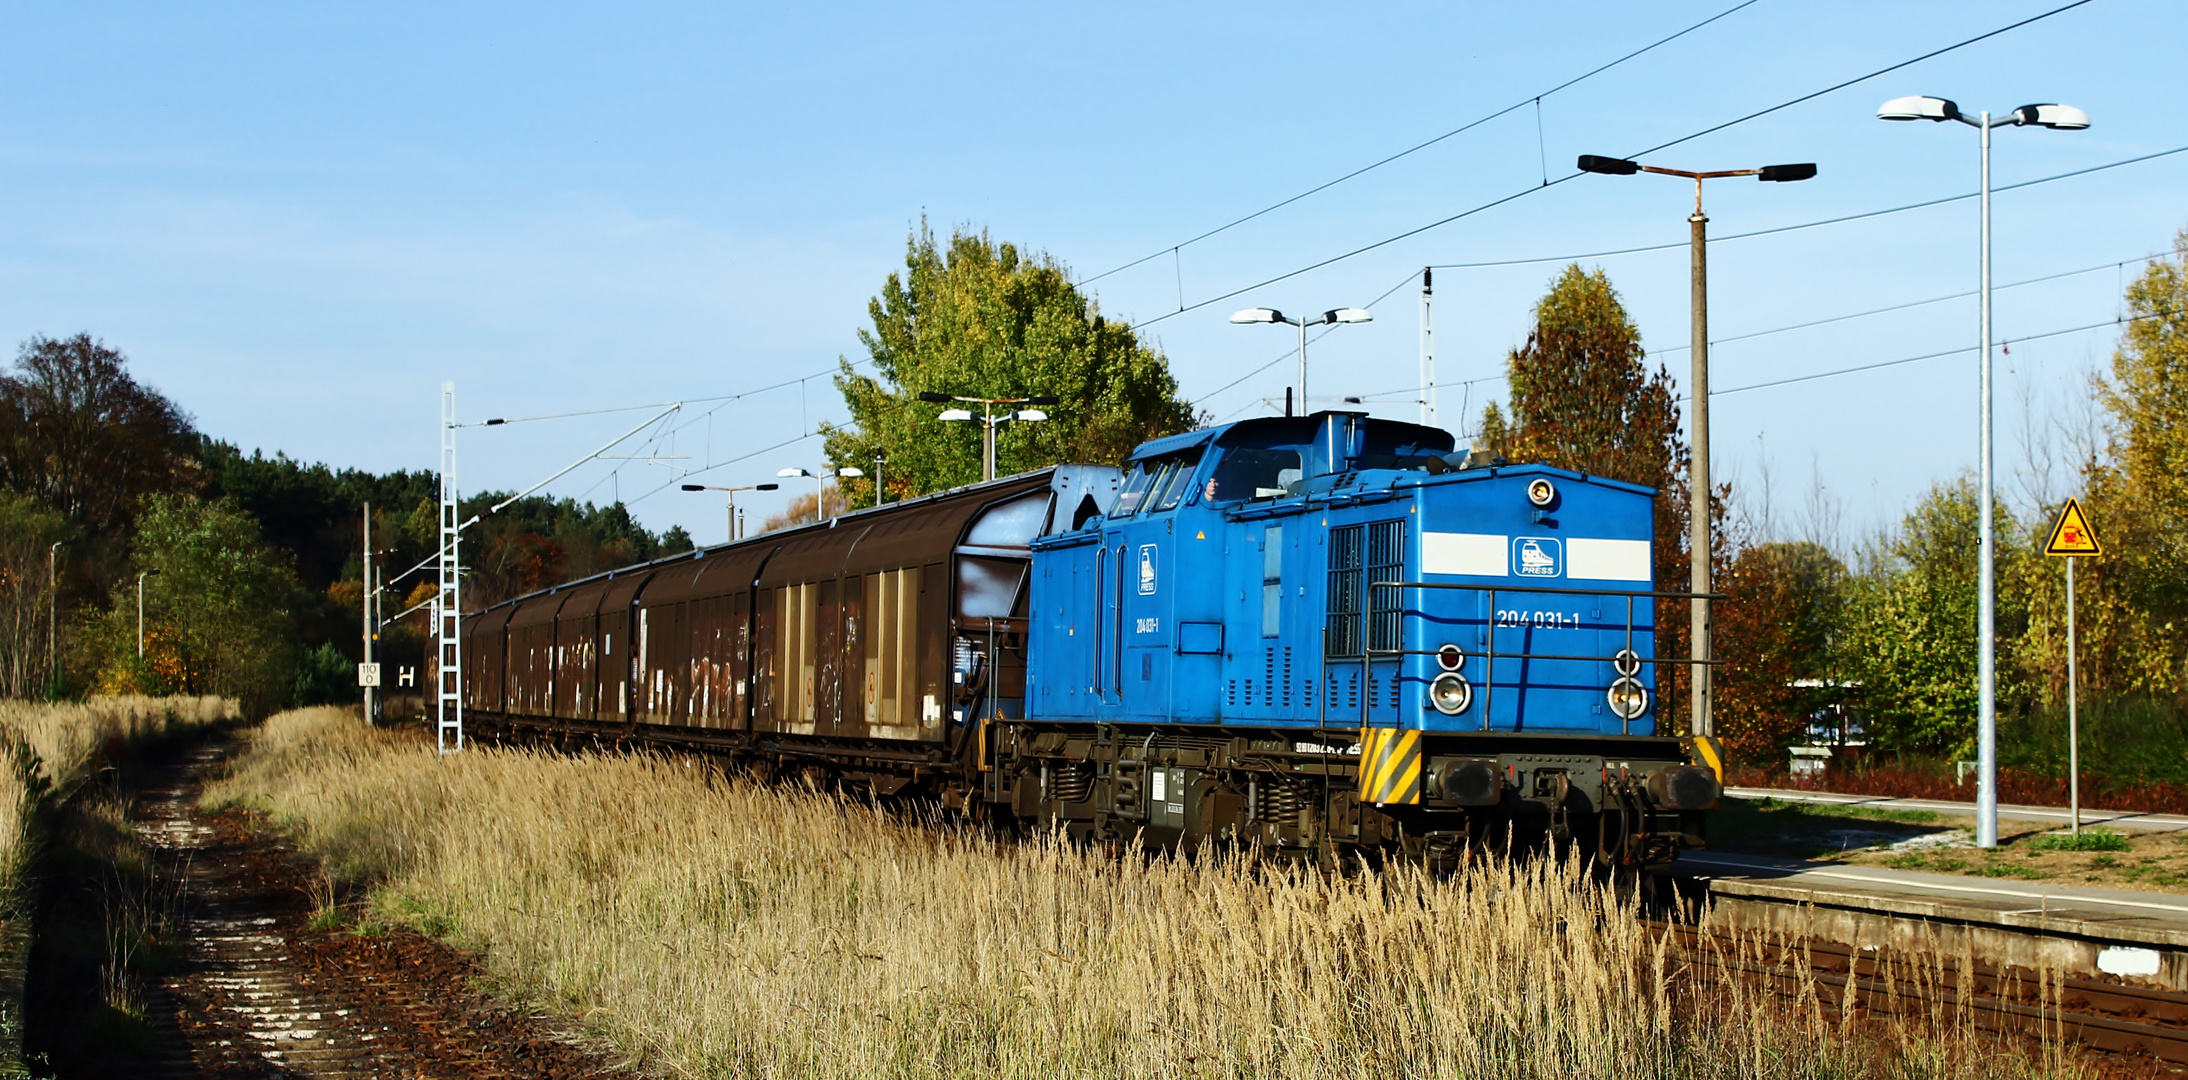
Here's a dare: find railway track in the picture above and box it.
[1660,922,2188,1067]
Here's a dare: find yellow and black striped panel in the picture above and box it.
[1686,735,1725,782]
[1357,727,1422,805]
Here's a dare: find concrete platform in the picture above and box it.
[1682,848,2188,989]
[1727,786,2188,833]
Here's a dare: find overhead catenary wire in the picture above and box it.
[1127,0,2103,333]
[1075,0,1768,288]
[1427,145,2188,273]
[1340,250,2181,408]
[1705,310,2172,400]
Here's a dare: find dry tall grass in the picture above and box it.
[212,708,2081,1080]
[0,695,235,896]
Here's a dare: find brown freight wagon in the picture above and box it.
[461,466,1120,797]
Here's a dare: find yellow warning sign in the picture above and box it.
[2045,498,2101,557]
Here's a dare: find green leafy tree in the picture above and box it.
[1478,264,1716,729]
[1842,477,2030,755]
[88,493,304,716]
[823,222,1198,497]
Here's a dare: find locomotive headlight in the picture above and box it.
[1612,648,1642,677]
[1429,672,1473,715]
[1606,677,1649,720]
[1526,477,1556,507]
[1436,644,1465,671]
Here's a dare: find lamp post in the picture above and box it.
[136,568,160,661]
[680,482,780,541]
[918,392,1058,481]
[775,466,865,523]
[1576,153,1816,743]
[1227,307,1373,416]
[1877,95,2089,849]
[47,538,72,693]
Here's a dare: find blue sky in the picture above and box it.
[2,1,2178,549]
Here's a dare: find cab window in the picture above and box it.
[1206,447,1304,502]
[1107,450,1203,518]
[1149,449,1203,512]
[1109,463,1156,517]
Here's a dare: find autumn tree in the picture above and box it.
[2040,231,2188,703]
[1712,541,1848,761]
[823,223,1199,497]
[0,335,197,539]
[1478,265,1718,730]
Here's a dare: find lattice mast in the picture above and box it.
[437,382,464,753]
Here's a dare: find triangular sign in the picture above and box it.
[2044,497,2101,557]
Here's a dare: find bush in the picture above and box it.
[2025,829,2131,853]
[290,642,354,708]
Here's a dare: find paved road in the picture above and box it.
[1727,786,2188,833]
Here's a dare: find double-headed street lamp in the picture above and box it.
[918,392,1058,482]
[680,481,780,542]
[776,465,864,523]
[1576,152,1816,743]
[1227,307,1372,416]
[1877,94,2089,850]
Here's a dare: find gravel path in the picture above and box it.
[109,735,634,1080]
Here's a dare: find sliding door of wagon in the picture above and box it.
[551,579,610,722]
[680,547,769,731]
[595,571,654,727]
[755,526,867,737]
[464,606,514,715]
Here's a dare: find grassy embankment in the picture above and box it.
[210,708,2095,1080]
[0,696,236,1076]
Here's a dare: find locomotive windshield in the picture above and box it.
[1109,449,1203,517]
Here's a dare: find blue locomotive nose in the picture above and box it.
[1029,415,1660,741]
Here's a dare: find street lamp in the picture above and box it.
[1227,307,1372,416]
[47,538,72,692]
[775,466,865,523]
[680,482,780,542]
[136,568,161,661]
[918,392,1059,481]
[1877,94,2088,850]
[1576,152,1816,746]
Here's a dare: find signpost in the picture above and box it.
[357,662,383,689]
[2044,498,2101,834]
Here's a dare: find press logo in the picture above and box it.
[1138,544,1158,595]
[1514,537,1562,578]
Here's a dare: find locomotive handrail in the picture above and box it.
[1363,578,1724,735]
[1379,580,1728,601]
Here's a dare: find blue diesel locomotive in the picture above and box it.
[462,410,1723,867]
